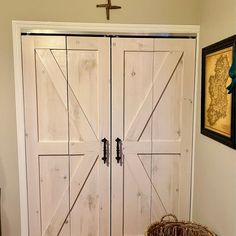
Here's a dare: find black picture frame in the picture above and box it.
[201,35,236,148]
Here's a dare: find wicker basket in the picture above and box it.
[145,214,217,236]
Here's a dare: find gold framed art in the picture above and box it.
[201,35,236,148]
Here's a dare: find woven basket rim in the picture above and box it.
[145,214,217,236]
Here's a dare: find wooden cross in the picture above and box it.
[97,0,121,20]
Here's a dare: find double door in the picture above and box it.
[22,35,196,236]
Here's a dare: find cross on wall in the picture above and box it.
[96,0,121,20]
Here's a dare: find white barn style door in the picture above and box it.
[112,38,195,236]
[21,35,196,236]
[22,36,110,236]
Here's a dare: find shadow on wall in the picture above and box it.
[0,155,10,236]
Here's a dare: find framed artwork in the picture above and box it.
[201,35,236,148]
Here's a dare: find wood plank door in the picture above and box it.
[22,36,110,236]
[111,38,196,236]
[67,37,110,236]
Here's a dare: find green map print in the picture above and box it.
[207,55,230,126]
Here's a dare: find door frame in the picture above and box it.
[12,21,200,236]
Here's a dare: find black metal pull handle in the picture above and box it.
[115,137,122,163]
[101,138,108,164]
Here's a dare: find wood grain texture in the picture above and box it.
[40,156,69,236]
[22,35,195,236]
[67,37,110,235]
[112,37,195,235]
[22,36,110,236]
[22,36,66,236]
[36,50,68,142]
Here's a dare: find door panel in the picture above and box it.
[39,155,70,236]
[112,38,195,236]
[36,49,68,143]
[123,154,152,234]
[124,51,154,135]
[22,36,110,236]
[150,155,180,222]
[125,50,183,141]
[68,50,99,142]
[67,37,110,151]
[140,53,182,141]
[70,155,102,236]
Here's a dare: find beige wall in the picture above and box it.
[0,1,200,235]
[193,0,236,236]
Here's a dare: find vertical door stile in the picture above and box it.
[111,38,124,236]
[66,36,71,236]
[22,36,41,236]
[150,39,155,225]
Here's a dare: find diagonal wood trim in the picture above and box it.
[137,155,168,214]
[125,51,183,141]
[36,50,67,107]
[70,155,99,204]
[42,154,98,236]
[69,89,99,141]
[126,155,167,215]
[36,49,98,141]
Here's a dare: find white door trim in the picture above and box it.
[12,21,200,236]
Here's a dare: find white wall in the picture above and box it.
[193,0,236,235]
[0,1,200,235]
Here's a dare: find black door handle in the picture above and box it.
[101,138,108,164]
[115,137,122,164]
